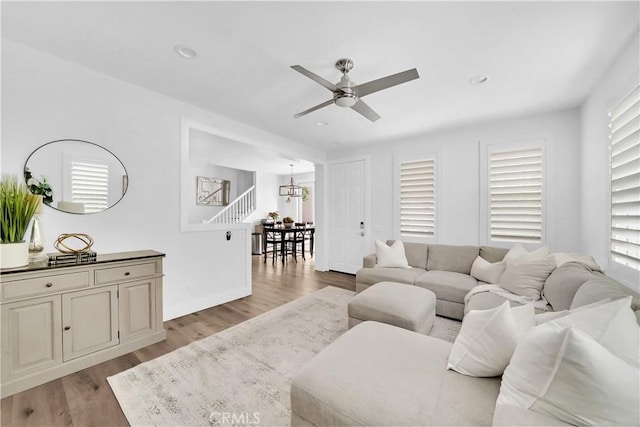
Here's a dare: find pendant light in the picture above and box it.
[279,164,303,202]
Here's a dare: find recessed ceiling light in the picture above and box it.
[469,75,490,85]
[316,121,328,126]
[175,45,197,59]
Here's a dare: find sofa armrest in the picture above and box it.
[363,254,377,268]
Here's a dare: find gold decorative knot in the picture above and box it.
[54,233,95,254]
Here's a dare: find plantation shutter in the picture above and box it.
[489,147,543,243]
[610,85,640,271]
[71,160,109,213]
[400,159,435,237]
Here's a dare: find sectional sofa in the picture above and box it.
[291,241,640,426]
[356,241,509,319]
[355,240,639,319]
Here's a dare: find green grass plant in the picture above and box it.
[1,174,42,243]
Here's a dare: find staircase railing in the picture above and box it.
[203,185,256,224]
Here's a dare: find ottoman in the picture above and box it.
[347,281,436,334]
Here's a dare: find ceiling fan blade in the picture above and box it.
[350,100,381,122]
[291,65,339,92]
[354,68,419,98]
[294,99,334,119]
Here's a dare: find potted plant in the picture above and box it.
[1,174,42,269]
[283,216,295,228]
[24,168,53,205]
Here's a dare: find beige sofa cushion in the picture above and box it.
[415,270,478,303]
[480,246,509,263]
[571,278,640,311]
[427,244,479,274]
[355,266,425,286]
[387,239,428,269]
[543,262,600,311]
[291,322,501,427]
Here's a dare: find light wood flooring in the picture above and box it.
[1,256,356,426]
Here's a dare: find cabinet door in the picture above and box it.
[62,285,118,361]
[1,295,62,381]
[118,279,156,343]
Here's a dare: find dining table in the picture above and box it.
[262,224,315,264]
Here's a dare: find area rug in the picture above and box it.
[108,286,460,426]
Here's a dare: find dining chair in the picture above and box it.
[285,223,307,262]
[263,227,283,265]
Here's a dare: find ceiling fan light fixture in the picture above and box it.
[334,93,358,108]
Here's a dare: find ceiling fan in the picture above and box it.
[291,58,419,122]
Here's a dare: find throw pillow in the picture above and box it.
[503,243,528,261]
[497,325,640,426]
[470,256,506,284]
[534,298,612,325]
[447,302,535,377]
[544,296,639,366]
[503,243,549,263]
[499,256,556,300]
[374,239,410,268]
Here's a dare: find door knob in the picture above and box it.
[64,326,71,331]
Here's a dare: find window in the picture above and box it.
[399,158,436,238]
[489,147,543,243]
[71,160,109,213]
[610,85,640,271]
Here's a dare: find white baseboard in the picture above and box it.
[163,286,252,321]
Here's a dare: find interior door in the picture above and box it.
[329,159,366,274]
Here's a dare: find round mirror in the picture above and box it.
[24,139,128,214]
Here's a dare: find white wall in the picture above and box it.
[580,31,640,288]
[1,39,325,319]
[327,108,583,256]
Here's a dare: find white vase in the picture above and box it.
[1,241,30,269]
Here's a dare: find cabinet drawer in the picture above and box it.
[2,272,89,300]
[94,262,156,285]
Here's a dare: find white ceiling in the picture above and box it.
[2,1,639,153]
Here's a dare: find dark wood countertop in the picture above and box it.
[0,250,165,276]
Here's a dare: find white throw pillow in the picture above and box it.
[470,256,506,284]
[499,256,556,300]
[374,239,410,268]
[447,302,535,377]
[503,244,549,263]
[503,243,528,262]
[497,325,640,426]
[544,296,639,366]
[534,298,612,325]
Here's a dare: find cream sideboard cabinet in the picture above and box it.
[0,250,166,397]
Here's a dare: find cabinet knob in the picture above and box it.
[64,326,71,331]
[124,272,130,276]
[45,283,53,288]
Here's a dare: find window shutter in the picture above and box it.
[489,147,543,243]
[71,161,110,213]
[400,159,435,237]
[610,85,640,271]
